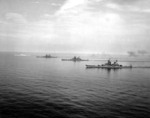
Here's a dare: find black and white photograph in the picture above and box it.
[0,0,150,118]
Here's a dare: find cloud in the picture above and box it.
[59,0,87,10]
[138,50,148,55]
[55,0,89,17]
[0,12,57,52]
[106,3,121,10]
[127,51,137,57]
[42,0,150,53]
[108,0,140,5]
[51,3,62,7]
[127,50,149,57]
[0,0,150,53]
[5,13,27,24]
[105,0,150,13]
[52,0,126,52]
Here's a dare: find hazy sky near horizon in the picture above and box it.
[0,0,150,54]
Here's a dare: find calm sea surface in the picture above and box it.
[0,52,150,118]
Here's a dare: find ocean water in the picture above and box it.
[0,52,150,118]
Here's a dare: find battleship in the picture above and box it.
[62,56,88,62]
[36,54,57,58]
[86,59,132,69]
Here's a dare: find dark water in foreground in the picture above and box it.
[0,52,150,118]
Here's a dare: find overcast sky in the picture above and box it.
[0,0,150,54]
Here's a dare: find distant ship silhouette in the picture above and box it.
[36,54,57,58]
[62,56,88,61]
